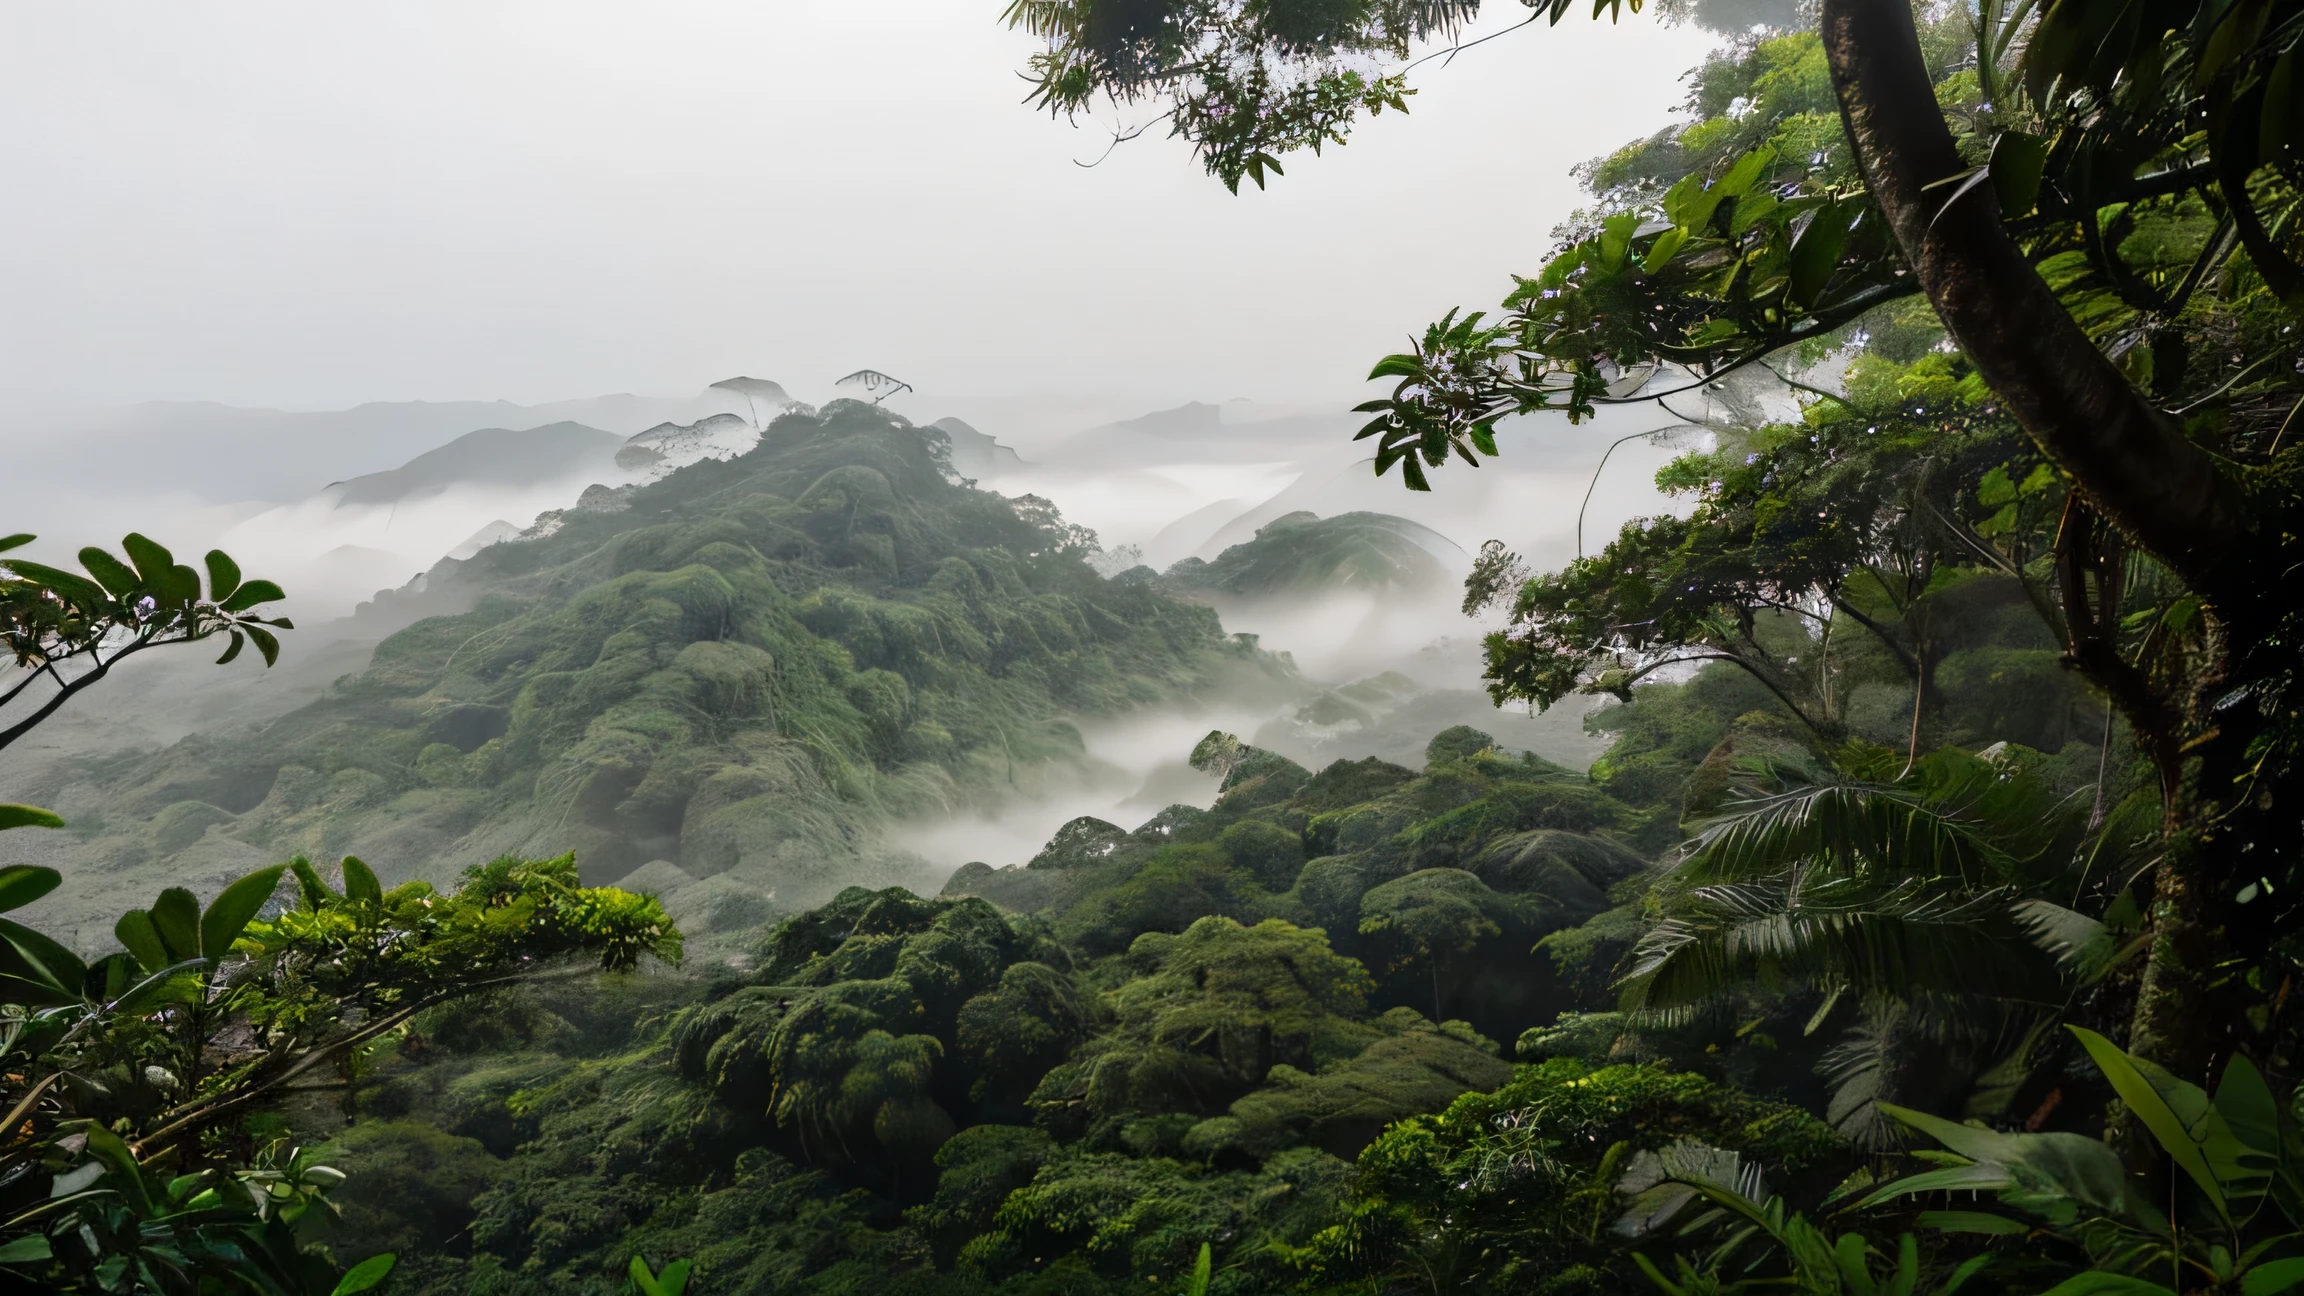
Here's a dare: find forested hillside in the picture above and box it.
[9,401,1284,949]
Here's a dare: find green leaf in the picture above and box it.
[203,550,243,603]
[0,865,60,914]
[1187,1242,1212,1296]
[0,1233,51,1264]
[2215,1051,2281,1168]
[114,910,169,974]
[162,563,203,605]
[1788,202,1856,307]
[1641,225,1691,273]
[2037,1275,2176,1296]
[246,625,281,667]
[215,631,245,666]
[341,856,383,906]
[0,916,87,1004]
[329,1253,398,1295]
[218,579,286,612]
[1874,1102,2123,1211]
[1,558,112,608]
[110,968,203,1016]
[2245,1257,2304,1295]
[84,1126,156,1220]
[119,533,176,587]
[0,806,63,833]
[0,534,32,555]
[1915,1210,2029,1234]
[1599,211,1640,271]
[150,887,202,965]
[1989,131,2047,217]
[290,858,336,911]
[77,547,142,597]
[200,864,288,959]
[656,1259,693,1295]
[1855,1161,2014,1208]
[2068,1026,2231,1227]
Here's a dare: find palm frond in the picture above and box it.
[1619,869,2063,1019]
[1680,782,2010,889]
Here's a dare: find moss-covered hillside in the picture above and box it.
[18,402,1285,943]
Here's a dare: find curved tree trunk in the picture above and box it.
[1815,0,2247,603]
[1815,0,2253,1072]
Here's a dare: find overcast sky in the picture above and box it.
[0,2,1715,413]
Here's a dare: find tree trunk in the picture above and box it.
[1815,0,2247,604]
[1815,0,2259,1073]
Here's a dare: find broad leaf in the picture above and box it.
[0,864,60,912]
[2037,1276,2177,1296]
[330,1253,398,1295]
[290,857,336,911]
[0,558,111,608]
[0,916,87,1004]
[77,546,141,597]
[0,534,32,554]
[114,909,170,974]
[203,549,242,603]
[2069,1026,2232,1227]
[82,1125,156,1220]
[201,864,288,959]
[218,579,286,613]
[0,805,63,833]
[119,532,175,587]
[341,856,382,906]
[2245,1257,2304,1295]
[150,887,202,965]
[1916,1210,2029,1234]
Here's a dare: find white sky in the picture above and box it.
[0,1,1716,412]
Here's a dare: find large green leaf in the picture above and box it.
[2069,1026,2232,1228]
[1874,1102,2124,1211]
[114,909,170,974]
[1915,1210,2028,1235]
[77,546,141,597]
[329,1253,397,1295]
[289,857,336,911]
[200,864,288,959]
[118,532,175,587]
[82,1125,156,1220]
[0,864,60,912]
[161,562,203,605]
[2245,1257,2304,1295]
[218,579,286,613]
[0,916,87,1005]
[2037,1276,2176,1296]
[340,856,382,906]
[0,805,63,833]
[0,558,111,608]
[2215,1051,2283,1194]
[202,549,242,603]
[150,887,202,965]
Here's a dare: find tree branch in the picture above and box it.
[1820,0,2248,602]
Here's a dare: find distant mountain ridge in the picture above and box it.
[326,422,625,506]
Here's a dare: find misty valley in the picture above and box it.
[7,1,2304,1294]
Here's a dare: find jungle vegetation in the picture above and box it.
[7,0,2304,1292]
